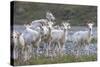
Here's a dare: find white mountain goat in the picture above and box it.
[12,31,20,47]
[30,11,55,29]
[19,24,42,61]
[72,22,94,56]
[46,11,55,22]
[30,19,48,29]
[46,22,71,56]
[38,21,54,57]
[11,31,21,60]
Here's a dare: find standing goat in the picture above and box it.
[45,22,71,57]
[19,24,42,61]
[72,22,94,56]
[12,31,21,60]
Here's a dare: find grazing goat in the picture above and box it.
[72,22,94,56]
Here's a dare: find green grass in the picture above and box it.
[14,54,97,66]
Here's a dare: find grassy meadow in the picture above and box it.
[14,54,97,66]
